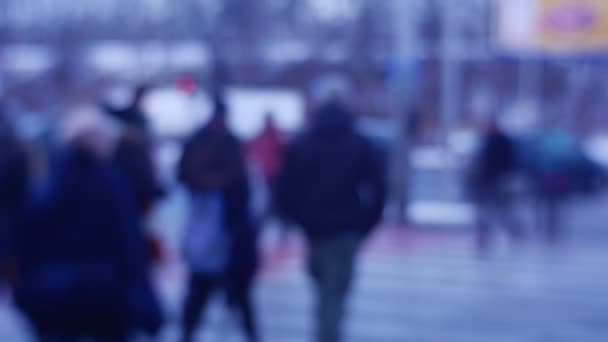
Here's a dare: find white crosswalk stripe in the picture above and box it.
[3,227,608,341]
[152,227,608,341]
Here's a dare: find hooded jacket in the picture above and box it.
[277,102,386,237]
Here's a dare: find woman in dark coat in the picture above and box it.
[179,98,259,342]
[14,108,162,341]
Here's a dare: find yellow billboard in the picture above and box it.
[497,0,608,52]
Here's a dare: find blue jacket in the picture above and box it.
[15,150,162,336]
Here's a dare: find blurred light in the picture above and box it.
[143,87,210,138]
[1,45,55,73]
[497,0,608,52]
[147,0,172,18]
[408,201,475,227]
[140,41,169,76]
[501,100,541,136]
[308,0,362,21]
[584,135,608,168]
[143,87,305,140]
[0,304,34,341]
[175,75,197,95]
[170,42,211,70]
[410,147,456,170]
[155,141,183,186]
[87,41,210,77]
[447,130,480,156]
[543,2,596,32]
[264,40,311,64]
[321,44,350,63]
[226,87,306,139]
[88,42,138,75]
[497,0,541,49]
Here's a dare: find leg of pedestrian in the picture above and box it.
[309,234,358,342]
[181,274,219,342]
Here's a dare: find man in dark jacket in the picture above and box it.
[472,119,522,251]
[277,100,386,342]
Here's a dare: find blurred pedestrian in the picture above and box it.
[0,113,28,288]
[533,127,578,241]
[470,119,522,252]
[277,100,386,342]
[247,113,290,245]
[106,85,165,262]
[106,85,165,215]
[14,106,163,341]
[179,97,259,342]
[247,113,286,217]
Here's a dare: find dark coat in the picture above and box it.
[471,129,516,193]
[15,150,162,337]
[109,106,164,213]
[277,102,387,238]
[179,121,258,278]
[0,128,28,275]
[114,139,164,213]
[0,131,28,216]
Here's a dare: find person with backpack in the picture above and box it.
[14,106,163,341]
[179,97,259,342]
[277,99,387,342]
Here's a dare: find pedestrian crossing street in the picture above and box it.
[154,226,608,342]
